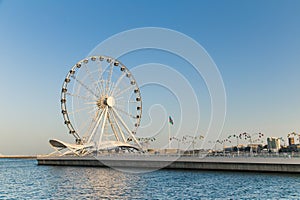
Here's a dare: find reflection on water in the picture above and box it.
[0,159,300,199]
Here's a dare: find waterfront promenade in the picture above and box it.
[37,153,300,173]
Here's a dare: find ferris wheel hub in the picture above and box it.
[96,96,115,108]
[105,96,115,107]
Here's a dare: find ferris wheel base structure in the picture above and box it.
[48,139,141,156]
[37,154,300,173]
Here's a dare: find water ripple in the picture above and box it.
[0,159,299,199]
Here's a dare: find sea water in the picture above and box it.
[0,159,299,199]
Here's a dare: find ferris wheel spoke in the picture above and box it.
[71,75,99,98]
[112,88,122,97]
[97,79,105,96]
[95,60,106,95]
[114,106,137,119]
[116,99,138,108]
[68,105,95,115]
[82,109,101,139]
[114,95,125,102]
[83,63,102,95]
[105,63,114,94]
[108,82,115,96]
[88,106,98,114]
[117,98,137,104]
[114,101,126,109]
[111,108,142,149]
[114,84,135,98]
[66,92,97,101]
[110,73,127,96]
[84,101,98,105]
[113,80,130,98]
[76,111,96,139]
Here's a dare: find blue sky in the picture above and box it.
[0,0,300,154]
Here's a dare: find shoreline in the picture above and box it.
[0,155,37,159]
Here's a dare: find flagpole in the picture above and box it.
[168,121,171,149]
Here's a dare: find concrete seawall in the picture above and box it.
[37,155,300,173]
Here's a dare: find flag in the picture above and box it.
[169,116,174,125]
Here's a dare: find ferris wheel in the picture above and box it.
[60,55,143,152]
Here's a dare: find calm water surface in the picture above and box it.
[0,159,299,199]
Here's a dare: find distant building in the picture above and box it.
[247,144,263,153]
[267,137,281,152]
[288,137,295,146]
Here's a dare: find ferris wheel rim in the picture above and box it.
[60,55,142,149]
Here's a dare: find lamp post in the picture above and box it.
[215,140,223,155]
[171,136,181,154]
[219,138,231,156]
[182,134,204,156]
[233,134,240,156]
[137,137,156,151]
[243,132,264,156]
[209,140,218,154]
[183,135,195,156]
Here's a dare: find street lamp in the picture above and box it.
[170,136,181,154]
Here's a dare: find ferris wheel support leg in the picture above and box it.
[62,148,80,156]
[87,109,105,144]
[112,108,143,150]
[48,148,63,156]
[107,111,120,142]
[98,107,108,149]
[110,110,127,143]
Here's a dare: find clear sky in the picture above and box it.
[0,0,300,155]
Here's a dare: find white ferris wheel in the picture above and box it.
[51,56,143,155]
